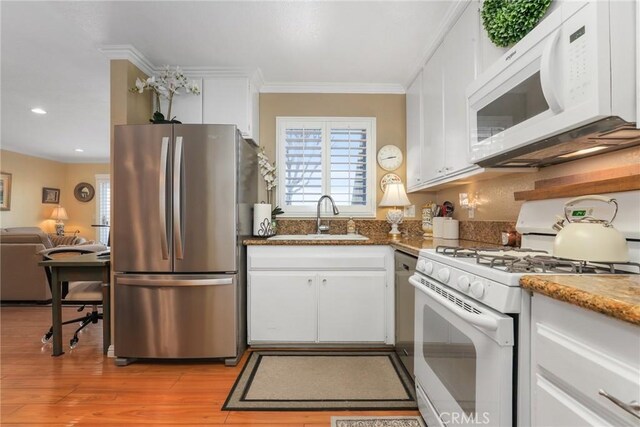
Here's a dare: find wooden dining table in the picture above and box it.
[39,252,111,356]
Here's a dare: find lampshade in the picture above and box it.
[379,183,411,207]
[50,206,69,221]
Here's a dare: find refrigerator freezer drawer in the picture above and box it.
[114,274,237,359]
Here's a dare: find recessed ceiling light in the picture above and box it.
[31,108,47,114]
[74,148,84,153]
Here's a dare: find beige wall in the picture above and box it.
[0,149,108,239]
[434,146,640,222]
[259,93,435,220]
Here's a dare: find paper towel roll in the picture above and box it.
[443,219,459,240]
[253,203,273,237]
[433,217,446,239]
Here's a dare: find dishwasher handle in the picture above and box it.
[117,278,233,287]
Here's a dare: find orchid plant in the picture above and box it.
[131,65,200,123]
[257,147,283,218]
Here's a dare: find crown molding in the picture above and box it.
[98,44,155,76]
[98,45,403,94]
[404,0,470,88]
[260,82,405,94]
[98,45,262,80]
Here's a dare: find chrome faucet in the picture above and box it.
[316,195,340,234]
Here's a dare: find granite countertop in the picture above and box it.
[243,234,500,257]
[521,275,640,326]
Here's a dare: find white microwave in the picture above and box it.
[467,0,639,168]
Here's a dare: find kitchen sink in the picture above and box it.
[267,234,369,241]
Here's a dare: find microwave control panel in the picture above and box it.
[568,24,589,104]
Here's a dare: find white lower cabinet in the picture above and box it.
[249,272,316,342]
[531,294,640,427]
[247,246,394,345]
[318,271,386,342]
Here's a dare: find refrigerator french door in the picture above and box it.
[113,124,254,364]
[113,124,237,273]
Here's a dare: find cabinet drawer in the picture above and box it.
[534,374,612,427]
[532,295,640,425]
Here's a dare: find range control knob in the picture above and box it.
[424,261,434,275]
[457,276,471,292]
[416,259,426,272]
[437,268,450,283]
[470,280,485,298]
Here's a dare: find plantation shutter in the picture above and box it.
[329,125,368,206]
[95,175,110,244]
[276,117,375,217]
[283,125,323,207]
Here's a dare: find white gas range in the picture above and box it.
[411,192,640,427]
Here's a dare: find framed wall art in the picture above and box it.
[42,187,60,204]
[0,172,12,211]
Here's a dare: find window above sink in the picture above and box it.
[276,117,376,218]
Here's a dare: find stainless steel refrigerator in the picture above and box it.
[112,124,256,366]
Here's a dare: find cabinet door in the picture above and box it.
[202,77,249,135]
[421,47,445,183]
[318,271,386,343]
[249,272,316,342]
[406,71,423,190]
[166,78,203,124]
[442,3,478,175]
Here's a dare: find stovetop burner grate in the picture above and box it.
[434,245,640,274]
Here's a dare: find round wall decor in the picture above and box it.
[377,145,403,171]
[482,0,552,48]
[74,182,95,202]
[380,173,402,192]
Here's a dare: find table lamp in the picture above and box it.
[379,182,411,238]
[50,206,68,236]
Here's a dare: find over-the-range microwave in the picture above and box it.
[467,0,639,168]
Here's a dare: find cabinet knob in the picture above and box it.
[322,278,327,285]
[308,279,313,286]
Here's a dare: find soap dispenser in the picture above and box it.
[347,217,356,235]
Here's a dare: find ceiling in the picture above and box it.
[1,1,452,163]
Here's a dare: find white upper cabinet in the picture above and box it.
[414,2,480,189]
[406,70,423,190]
[421,46,445,183]
[170,74,260,144]
[203,77,259,142]
[442,2,479,175]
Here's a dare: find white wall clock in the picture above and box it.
[377,145,403,171]
[380,173,402,192]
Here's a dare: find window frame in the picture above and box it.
[276,116,376,218]
[95,174,110,244]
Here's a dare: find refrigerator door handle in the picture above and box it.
[159,136,170,260]
[173,136,184,260]
[117,278,233,287]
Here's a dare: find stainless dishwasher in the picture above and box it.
[394,250,417,378]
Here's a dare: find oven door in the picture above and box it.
[410,274,514,427]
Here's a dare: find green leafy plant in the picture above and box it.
[482,0,552,48]
[271,206,284,220]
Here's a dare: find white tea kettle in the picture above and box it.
[552,195,629,263]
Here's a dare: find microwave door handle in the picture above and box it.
[409,276,499,331]
[540,28,564,113]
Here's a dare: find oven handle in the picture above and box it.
[409,276,499,331]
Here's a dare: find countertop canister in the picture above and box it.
[443,219,459,240]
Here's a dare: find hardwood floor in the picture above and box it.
[0,307,419,425]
